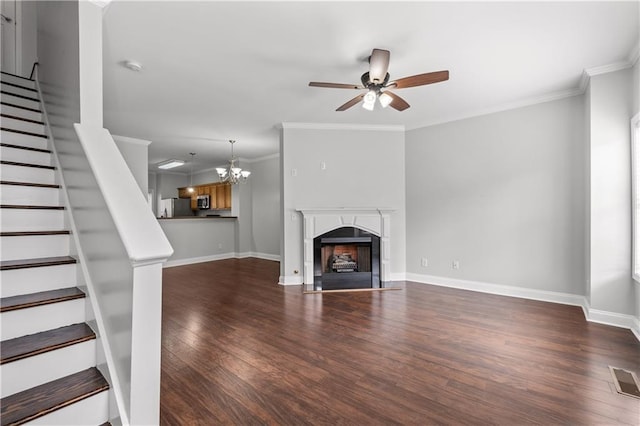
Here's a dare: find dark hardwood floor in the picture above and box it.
[161,258,640,425]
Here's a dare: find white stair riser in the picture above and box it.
[1,264,76,297]
[1,298,85,340]
[27,389,109,425]
[0,104,42,122]
[0,185,59,205]
[0,131,48,150]
[1,83,39,100]
[0,75,36,89]
[0,234,70,261]
[0,164,55,184]
[0,340,96,398]
[0,92,40,110]
[0,145,51,166]
[0,208,64,232]
[1,116,45,135]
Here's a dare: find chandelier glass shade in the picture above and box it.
[216,140,250,184]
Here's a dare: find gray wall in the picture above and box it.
[113,136,149,196]
[250,156,280,257]
[281,126,406,283]
[160,219,236,262]
[406,96,586,295]
[587,68,634,315]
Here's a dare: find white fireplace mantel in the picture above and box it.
[296,208,395,285]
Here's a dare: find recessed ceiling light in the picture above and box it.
[124,60,143,72]
[157,159,184,170]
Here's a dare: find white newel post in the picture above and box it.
[298,208,395,285]
[129,260,165,425]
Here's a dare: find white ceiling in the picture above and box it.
[102,1,639,174]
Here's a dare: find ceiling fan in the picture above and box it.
[309,48,449,112]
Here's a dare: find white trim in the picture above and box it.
[390,272,407,281]
[163,252,236,268]
[406,273,585,307]
[243,153,280,163]
[585,61,634,78]
[406,272,640,342]
[278,275,303,286]
[280,122,405,132]
[627,42,639,67]
[163,252,280,268]
[632,113,640,283]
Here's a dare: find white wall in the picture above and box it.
[280,124,406,284]
[406,96,586,295]
[587,68,634,315]
[113,135,150,196]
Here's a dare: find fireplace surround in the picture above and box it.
[297,208,394,290]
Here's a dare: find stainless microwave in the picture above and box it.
[196,195,210,209]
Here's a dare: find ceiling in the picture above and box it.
[102,1,639,174]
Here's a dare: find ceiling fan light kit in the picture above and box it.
[309,48,449,112]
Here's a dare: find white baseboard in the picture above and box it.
[163,253,236,268]
[406,272,640,342]
[235,252,281,262]
[278,275,303,286]
[163,252,280,268]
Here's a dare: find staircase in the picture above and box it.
[1,71,110,425]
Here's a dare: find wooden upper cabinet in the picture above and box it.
[177,182,232,210]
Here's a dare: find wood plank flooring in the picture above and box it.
[161,258,640,425]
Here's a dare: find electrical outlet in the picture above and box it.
[320,161,326,170]
[291,168,297,176]
[218,243,223,249]
[421,258,428,267]
[452,260,460,270]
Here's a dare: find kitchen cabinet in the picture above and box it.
[177,182,232,210]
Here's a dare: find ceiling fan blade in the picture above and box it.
[336,94,365,111]
[388,70,449,89]
[368,48,390,84]
[384,91,410,111]
[309,82,364,89]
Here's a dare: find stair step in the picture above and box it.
[0,367,108,426]
[0,146,51,168]
[0,287,83,313]
[0,160,53,169]
[0,101,42,116]
[1,323,94,365]
[1,115,45,135]
[0,71,36,88]
[0,143,50,154]
[1,81,38,94]
[0,181,59,188]
[0,92,40,111]
[0,185,60,207]
[0,205,64,210]
[0,256,76,271]
[1,208,65,234]
[0,90,39,104]
[1,263,75,298]
[0,230,69,237]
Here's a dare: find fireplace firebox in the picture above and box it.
[313,227,380,290]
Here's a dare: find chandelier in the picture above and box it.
[216,140,250,184]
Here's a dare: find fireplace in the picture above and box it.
[314,227,380,290]
[297,208,394,291]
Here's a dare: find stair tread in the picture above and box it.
[0,205,64,210]
[0,143,50,153]
[0,71,35,82]
[0,323,95,364]
[0,256,76,271]
[0,230,70,237]
[0,181,59,188]
[0,101,41,114]
[0,113,44,125]
[0,367,108,426]
[0,128,47,139]
[1,287,84,313]
[1,81,38,93]
[0,160,53,169]
[0,90,39,104]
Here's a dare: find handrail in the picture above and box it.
[29,62,39,80]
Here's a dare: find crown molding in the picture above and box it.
[585,61,633,78]
[280,122,405,132]
[628,42,639,66]
[112,134,152,146]
[243,152,280,163]
[407,87,583,131]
